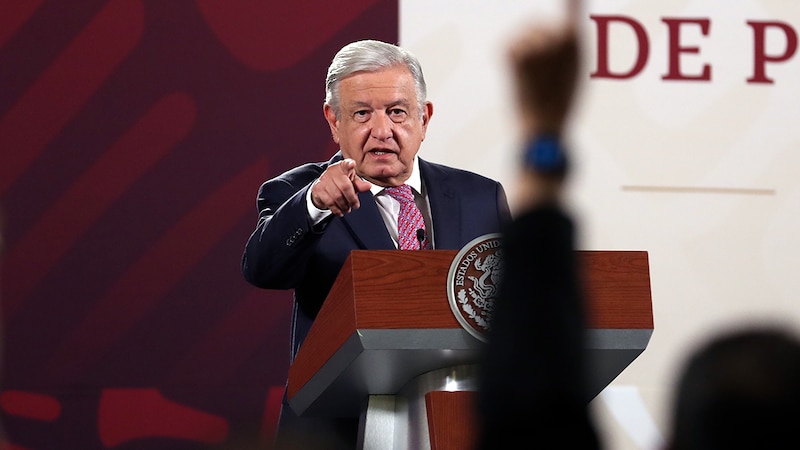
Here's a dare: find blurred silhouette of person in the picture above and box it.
[242,39,510,449]
[475,3,601,449]
[664,326,800,450]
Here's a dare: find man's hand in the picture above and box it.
[507,1,582,212]
[508,11,580,137]
[311,158,372,217]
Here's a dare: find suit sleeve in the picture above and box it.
[241,164,326,289]
[495,180,512,225]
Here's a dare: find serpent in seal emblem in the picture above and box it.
[446,233,503,342]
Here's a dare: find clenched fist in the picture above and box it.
[509,11,580,138]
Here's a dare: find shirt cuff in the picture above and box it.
[306,180,332,226]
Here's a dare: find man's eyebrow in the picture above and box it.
[348,100,372,109]
[345,98,411,110]
[386,99,411,108]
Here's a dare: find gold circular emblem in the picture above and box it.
[446,233,503,342]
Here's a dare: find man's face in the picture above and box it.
[324,65,433,187]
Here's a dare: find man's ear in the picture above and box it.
[323,104,339,144]
[420,101,434,140]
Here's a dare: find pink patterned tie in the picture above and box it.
[385,184,428,250]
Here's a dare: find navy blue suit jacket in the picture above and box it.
[242,151,511,360]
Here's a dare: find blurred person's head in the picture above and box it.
[666,326,800,450]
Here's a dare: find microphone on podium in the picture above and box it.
[416,229,426,250]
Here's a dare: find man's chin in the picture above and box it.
[361,167,405,186]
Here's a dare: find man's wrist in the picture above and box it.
[524,133,568,175]
[306,180,332,225]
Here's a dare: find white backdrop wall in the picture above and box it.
[401,1,800,449]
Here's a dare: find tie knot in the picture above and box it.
[385,185,415,204]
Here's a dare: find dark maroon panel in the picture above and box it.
[0,0,398,447]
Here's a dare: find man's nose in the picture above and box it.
[371,112,393,140]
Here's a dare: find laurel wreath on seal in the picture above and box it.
[459,252,502,331]
[456,289,490,329]
[447,234,503,341]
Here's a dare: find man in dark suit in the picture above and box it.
[242,39,510,449]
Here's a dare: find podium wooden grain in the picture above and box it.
[286,249,653,449]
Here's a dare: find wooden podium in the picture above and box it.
[287,249,653,449]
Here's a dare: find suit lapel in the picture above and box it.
[335,157,464,250]
[324,151,394,249]
[341,190,395,249]
[420,160,462,250]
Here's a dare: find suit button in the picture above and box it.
[286,228,304,246]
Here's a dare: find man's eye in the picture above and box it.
[389,109,407,122]
[353,110,370,122]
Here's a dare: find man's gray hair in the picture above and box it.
[325,40,427,118]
